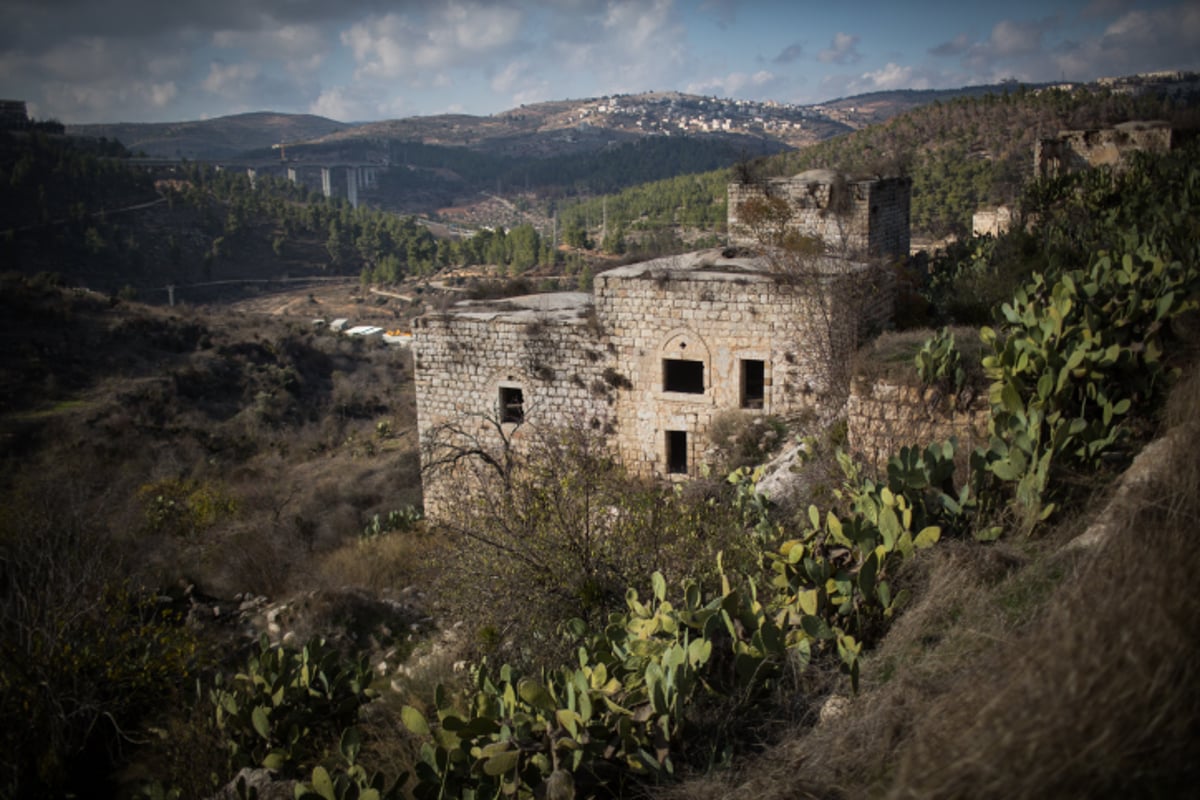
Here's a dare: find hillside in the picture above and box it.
[66,112,350,159]
[59,74,1200,238]
[67,83,1118,163]
[3,78,1200,799]
[7,139,1200,800]
[561,78,1200,240]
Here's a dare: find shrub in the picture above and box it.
[209,636,374,777]
[425,421,756,668]
[0,501,206,797]
[707,410,789,473]
[137,477,239,538]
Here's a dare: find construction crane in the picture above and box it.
[271,141,287,162]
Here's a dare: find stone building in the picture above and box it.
[972,206,1014,237]
[726,169,912,262]
[414,247,894,518]
[415,172,909,517]
[1034,120,1173,179]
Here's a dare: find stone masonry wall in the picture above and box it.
[846,378,989,480]
[413,311,613,517]
[415,250,897,514]
[727,173,912,262]
[1034,121,1173,179]
[594,266,855,478]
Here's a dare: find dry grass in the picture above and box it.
[663,367,1200,799]
[313,525,438,594]
[853,325,985,390]
[888,409,1200,798]
[0,283,424,601]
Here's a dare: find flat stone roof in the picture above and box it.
[428,245,875,325]
[599,248,771,281]
[600,247,868,283]
[442,290,593,323]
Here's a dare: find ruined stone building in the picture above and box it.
[1034,120,1173,178]
[726,169,912,261]
[414,172,909,517]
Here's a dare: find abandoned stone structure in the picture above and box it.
[415,252,895,517]
[414,171,910,517]
[726,169,912,261]
[972,205,1014,238]
[846,378,989,482]
[1034,120,1173,179]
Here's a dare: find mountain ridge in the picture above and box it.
[62,83,1049,161]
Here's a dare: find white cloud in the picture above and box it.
[988,19,1046,57]
[852,62,931,92]
[3,34,194,121]
[490,60,525,94]
[929,32,972,58]
[202,61,260,95]
[309,83,411,122]
[344,1,524,82]
[212,23,323,57]
[1053,3,1200,80]
[308,85,371,121]
[40,78,185,120]
[548,0,688,96]
[773,42,805,65]
[686,69,777,98]
[150,82,178,107]
[212,23,328,77]
[818,32,861,64]
[489,59,551,108]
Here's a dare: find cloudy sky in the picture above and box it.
[2,0,1197,124]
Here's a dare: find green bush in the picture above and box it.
[402,463,942,798]
[209,636,375,777]
[974,239,1197,530]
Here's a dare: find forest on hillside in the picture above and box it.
[560,84,1200,240]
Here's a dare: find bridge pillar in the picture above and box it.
[321,167,332,198]
[346,167,359,208]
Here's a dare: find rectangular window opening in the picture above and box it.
[741,359,765,409]
[666,430,688,474]
[663,359,705,394]
[499,386,524,424]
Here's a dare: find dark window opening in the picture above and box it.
[666,430,688,474]
[663,359,704,393]
[741,359,765,409]
[499,386,524,423]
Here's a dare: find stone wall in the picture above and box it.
[1034,120,1173,179]
[413,302,613,517]
[972,206,1014,237]
[846,378,989,479]
[593,252,894,479]
[413,248,896,516]
[727,170,911,262]
[414,163,911,516]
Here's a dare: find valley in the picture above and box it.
[2,73,1200,799]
